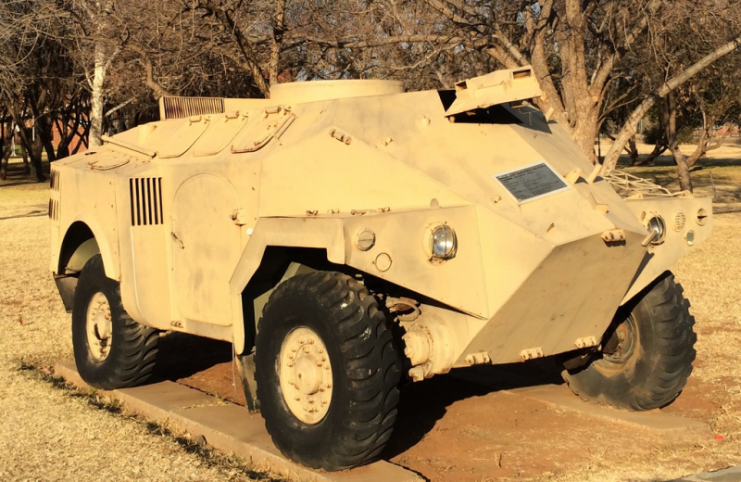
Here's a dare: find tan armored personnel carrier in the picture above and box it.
[50,67,711,471]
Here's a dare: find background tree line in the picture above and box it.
[1,0,740,189]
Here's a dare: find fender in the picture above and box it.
[59,212,121,281]
[620,196,713,304]
[229,216,347,354]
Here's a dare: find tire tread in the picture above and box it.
[563,272,695,411]
[255,271,401,471]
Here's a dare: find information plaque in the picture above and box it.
[492,161,570,204]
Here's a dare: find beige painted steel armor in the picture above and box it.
[50,66,712,382]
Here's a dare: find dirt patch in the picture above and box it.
[153,332,735,482]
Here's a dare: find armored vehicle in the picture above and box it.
[50,67,711,471]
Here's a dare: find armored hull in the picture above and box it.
[50,67,711,470]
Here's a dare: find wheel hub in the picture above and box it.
[603,314,638,363]
[86,292,112,361]
[279,327,333,424]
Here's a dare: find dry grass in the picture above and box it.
[0,185,275,482]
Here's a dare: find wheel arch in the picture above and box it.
[229,217,348,355]
[58,217,119,281]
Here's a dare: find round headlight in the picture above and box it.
[430,225,457,260]
[647,215,666,245]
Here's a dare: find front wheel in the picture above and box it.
[562,272,696,411]
[255,271,401,471]
[72,254,159,389]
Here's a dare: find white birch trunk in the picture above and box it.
[89,41,107,148]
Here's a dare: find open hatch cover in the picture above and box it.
[445,67,543,116]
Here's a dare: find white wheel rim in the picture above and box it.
[278,327,333,424]
[86,292,113,361]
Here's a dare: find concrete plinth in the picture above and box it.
[54,362,421,482]
[673,466,741,482]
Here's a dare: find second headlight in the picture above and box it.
[429,224,457,260]
[646,215,666,245]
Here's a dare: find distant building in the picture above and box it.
[2,116,87,157]
[714,124,740,138]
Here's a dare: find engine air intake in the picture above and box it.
[160,96,225,119]
[129,177,164,226]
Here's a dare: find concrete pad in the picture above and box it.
[54,362,421,482]
[55,362,218,421]
[452,369,710,434]
[673,466,741,482]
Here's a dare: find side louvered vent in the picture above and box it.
[161,97,225,119]
[48,199,59,220]
[50,169,60,191]
[49,169,60,221]
[129,178,163,226]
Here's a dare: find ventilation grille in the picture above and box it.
[161,97,225,119]
[129,178,163,226]
[48,198,59,220]
[50,169,60,191]
[673,212,686,231]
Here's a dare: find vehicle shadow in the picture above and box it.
[150,331,233,382]
[382,358,564,460]
[150,331,567,463]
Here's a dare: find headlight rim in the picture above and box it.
[426,223,458,261]
[646,214,667,245]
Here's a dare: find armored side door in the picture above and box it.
[171,174,243,326]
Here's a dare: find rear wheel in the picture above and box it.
[255,271,401,471]
[562,272,696,411]
[72,254,159,390]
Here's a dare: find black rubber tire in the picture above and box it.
[72,254,159,390]
[562,271,696,411]
[255,271,401,471]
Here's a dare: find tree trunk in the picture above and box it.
[663,93,693,192]
[29,111,57,164]
[20,144,30,176]
[0,149,9,180]
[634,133,668,166]
[571,109,601,164]
[28,135,45,182]
[627,137,639,165]
[10,106,44,182]
[89,42,108,148]
[602,35,741,175]
[0,120,5,180]
[268,0,287,89]
[685,114,712,168]
[0,120,8,181]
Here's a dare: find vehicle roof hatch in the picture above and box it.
[445,67,543,116]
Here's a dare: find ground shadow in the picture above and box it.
[151,331,233,382]
[150,331,568,461]
[382,357,564,460]
[646,157,741,168]
[615,152,741,170]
